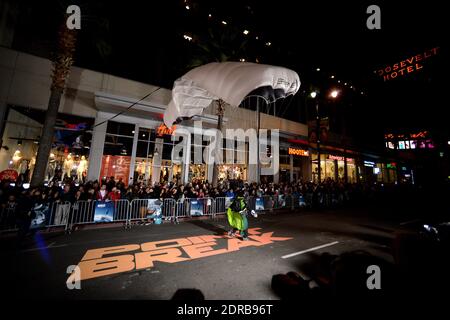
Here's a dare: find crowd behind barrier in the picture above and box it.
[0,175,413,234]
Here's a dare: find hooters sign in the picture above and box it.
[67,228,292,283]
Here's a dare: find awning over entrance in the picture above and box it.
[94,92,225,126]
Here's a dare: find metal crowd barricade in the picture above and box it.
[128,198,176,226]
[213,197,227,215]
[1,192,319,235]
[47,201,71,229]
[0,205,18,232]
[173,197,215,221]
[68,199,129,231]
[203,197,214,216]
[113,199,131,223]
[68,200,95,230]
[176,198,192,219]
[293,194,300,209]
[246,196,256,212]
[264,195,276,211]
[247,195,275,213]
[305,192,314,208]
[162,198,176,221]
[129,199,151,224]
[173,198,184,223]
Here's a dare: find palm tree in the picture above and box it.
[30,19,77,187]
[185,26,250,69]
[30,1,112,187]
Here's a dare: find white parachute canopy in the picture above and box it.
[163,61,300,127]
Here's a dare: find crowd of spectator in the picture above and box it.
[0,175,391,232]
[0,176,383,210]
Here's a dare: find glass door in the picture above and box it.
[134,128,155,185]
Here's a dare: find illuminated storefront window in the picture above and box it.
[386,163,397,183]
[385,131,435,151]
[311,153,335,182]
[0,106,92,184]
[347,162,357,183]
[101,121,134,185]
[218,138,248,181]
[189,138,208,182]
[131,125,183,185]
[310,152,357,183]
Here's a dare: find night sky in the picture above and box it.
[8,0,448,149]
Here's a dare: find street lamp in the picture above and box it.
[330,90,339,98]
[311,89,340,183]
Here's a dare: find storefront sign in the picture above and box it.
[328,155,354,162]
[364,161,375,167]
[156,123,176,137]
[0,169,18,181]
[66,228,292,282]
[375,47,439,81]
[288,148,309,157]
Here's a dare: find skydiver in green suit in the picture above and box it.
[227,190,257,241]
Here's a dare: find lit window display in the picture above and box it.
[128,124,184,185]
[311,152,357,183]
[0,106,93,184]
[337,160,345,180]
[374,164,383,182]
[101,121,134,185]
[347,162,357,183]
[189,164,207,182]
[218,164,247,180]
[311,153,335,182]
[385,131,436,151]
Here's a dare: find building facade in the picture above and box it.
[0,48,406,186]
[0,48,314,186]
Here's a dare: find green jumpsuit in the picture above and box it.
[226,197,248,233]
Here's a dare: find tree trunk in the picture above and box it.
[212,99,224,187]
[29,18,77,187]
[30,88,63,187]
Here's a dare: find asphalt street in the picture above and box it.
[1,206,428,300]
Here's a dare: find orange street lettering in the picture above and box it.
[67,228,293,283]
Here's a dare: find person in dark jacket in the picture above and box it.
[16,190,34,244]
[60,184,75,203]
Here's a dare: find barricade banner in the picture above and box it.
[255,197,265,211]
[299,195,307,207]
[278,195,286,207]
[30,203,50,229]
[225,197,233,208]
[147,199,163,224]
[94,201,115,222]
[190,199,204,216]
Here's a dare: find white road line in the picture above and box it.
[399,219,421,226]
[282,241,340,259]
[21,244,68,252]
